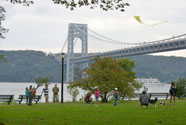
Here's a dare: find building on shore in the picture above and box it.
[135,78,167,87]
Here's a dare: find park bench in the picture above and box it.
[148,93,169,100]
[18,95,41,104]
[137,93,169,100]
[0,95,14,105]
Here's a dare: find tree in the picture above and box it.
[0,54,7,63]
[176,78,186,99]
[70,57,141,102]
[1,0,34,6]
[35,76,52,90]
[0,6,9,39]
[2,0,130,12]
[117,58,141,99]
[67,83,79,102]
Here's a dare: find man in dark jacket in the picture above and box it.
[139,90,149,108]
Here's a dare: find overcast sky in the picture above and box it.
[1,0,186,57]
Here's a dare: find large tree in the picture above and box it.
[70,57,141,102]
[176,78,186,99]
[2,0,130,12]
[0,6,8,61]
[0,6,8,39]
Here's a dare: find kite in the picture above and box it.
[134,16,168,26]
[134,16,143,24]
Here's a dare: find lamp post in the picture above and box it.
[61,52,65,103]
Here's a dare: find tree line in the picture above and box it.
[0,50,186,83]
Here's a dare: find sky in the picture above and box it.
[1,0,186,57]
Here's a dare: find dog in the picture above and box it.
[160,101,166,106]
[148,97,158,108]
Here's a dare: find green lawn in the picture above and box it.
[0,100,186,125]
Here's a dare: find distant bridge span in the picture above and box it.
[71,34,186,63]
[63,23,186,82]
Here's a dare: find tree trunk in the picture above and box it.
[101,93,108,102]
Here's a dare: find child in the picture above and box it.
[114,88,118,106]
[94,88,100,105]
[25,87,29,104]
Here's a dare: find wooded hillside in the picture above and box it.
[0,50,186,83]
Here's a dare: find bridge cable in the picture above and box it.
[73,25,140,45]
[88,28,142,45]
[61,37,68,52]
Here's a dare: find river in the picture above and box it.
[0,82,171,103]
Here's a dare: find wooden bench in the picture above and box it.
[18,95,41,104]
[0,95,14,105]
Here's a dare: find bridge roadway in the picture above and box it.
[67,34,186,63]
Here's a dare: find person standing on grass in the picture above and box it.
[169,82,177,105]
[114,88,119,106]
[52,84,59,103]
[94,88,100,105]
[28,85,33,105]
[31,87,36,97]
[41,84,49,103]
[25,87,29,104]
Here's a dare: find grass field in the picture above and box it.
[0,100,186,125]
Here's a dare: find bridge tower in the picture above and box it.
[66,23,88,82]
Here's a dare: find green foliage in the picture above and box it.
[0,6,9,39]
[72,57,141,102]
[3,0,129,12]
[176,78,186,99]
[53,0,130,12]
[2,0,34,6]
[130,55,186,82]
[118,58,141,98]
[67,83,79,102]
[0,54,7,63]
[0,50,61,82]
[35,76,52,89]
[1,51,186,83]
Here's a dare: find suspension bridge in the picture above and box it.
[61,23,186,82]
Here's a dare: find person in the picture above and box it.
[94,88,100,105]
[114,88,119,106]
[169,82,177,105]
[52,84,59,103]
[84,92,92,103]
[139,90,149,109]
[31,87,36,97]
[25,87,29,104]
[41,84,49,103]
[28,85,33,105]
[143,87,148,93]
